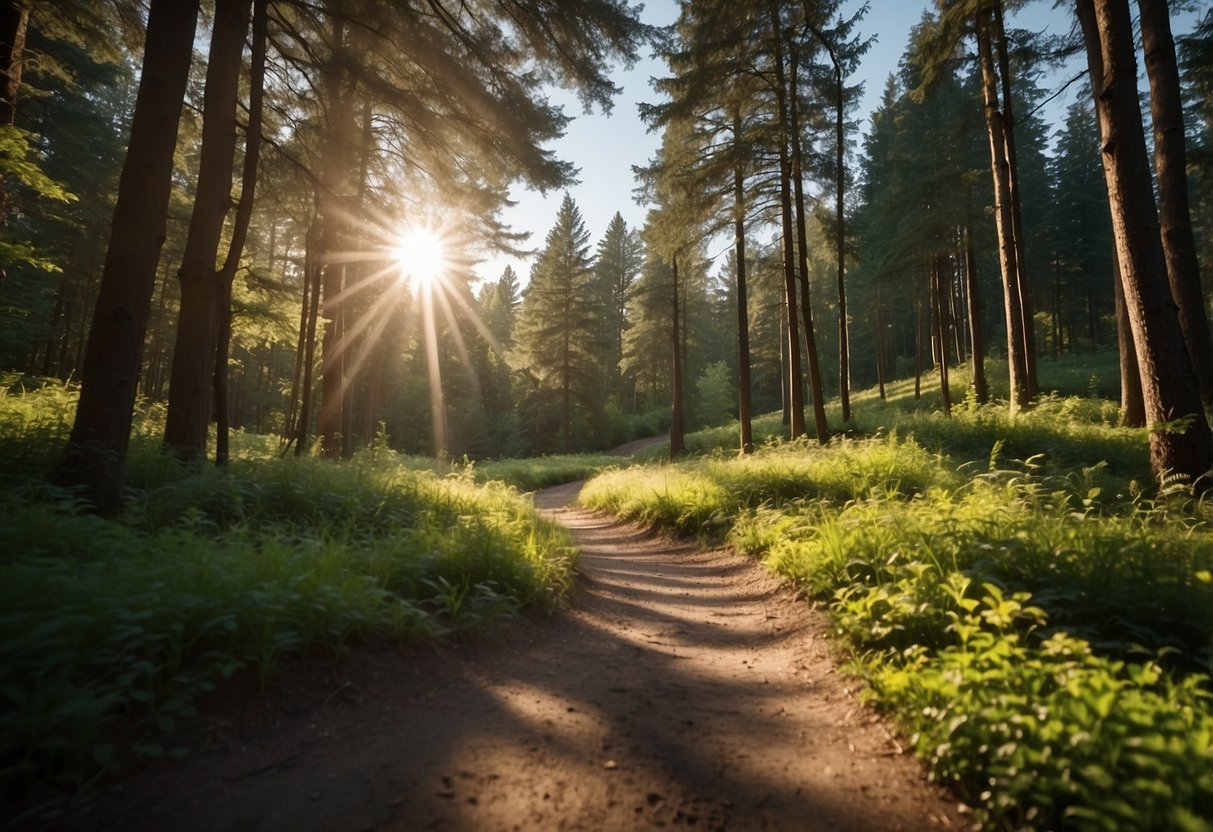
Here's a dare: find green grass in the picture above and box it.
[580,369,1213,830]
[0,383,578,797]
[467,453,623,491]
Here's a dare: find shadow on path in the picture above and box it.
[49,479,963,832]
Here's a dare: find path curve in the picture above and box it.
[47,480,964,832]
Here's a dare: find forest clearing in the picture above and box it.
[2,0,1213,829]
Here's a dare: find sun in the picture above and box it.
[390,227,448,288]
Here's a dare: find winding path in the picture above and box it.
[53,481,963,831]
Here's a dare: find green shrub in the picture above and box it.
[0,441,575,795]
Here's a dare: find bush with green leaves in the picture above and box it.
[582,400,1213,830]
[0,441,576,796]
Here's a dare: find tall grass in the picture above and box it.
[580,382,1213,830]
[0,383,577,797]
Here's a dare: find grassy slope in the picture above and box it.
[580,355,1213,831]
[0,381,586,796]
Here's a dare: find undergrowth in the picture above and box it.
[581,392,1213,830]
[0,383,576,798]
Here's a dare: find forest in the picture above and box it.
[2,0,1213,829]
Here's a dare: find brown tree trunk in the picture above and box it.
[1113,249,1146,427]
[215,0,267,466]
[670,254,685,459]
[1137,0,1213,404]
[977,11,1030,412]
[295,215,324,455]
[802,8,851,423]
[732,111,754,455]
[789,43,828,445]
[1081,0,1212,487]
[163,0,251,460]
[780,303,790,425]
[964,223,988,403]
[875,282,887,401]
[914,289,923,400]
[52,0,199,512]
[994,2,1039,396]
[932,253,952,415]
[316,11,355,460]
[768,0,805,440]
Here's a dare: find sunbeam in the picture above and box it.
[391,226,449,290]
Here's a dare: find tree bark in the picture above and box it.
[1137,0,1213,403]
[767,0,805,440]
[670,254,685,459]
[802,8,851,423]
[163,0,252,460]
[732,111,754,455]
[789,42,828,445]
[52,0,199,512]
[215,0,267,466]
[295,215,324,456]
[875,282,887,401]
[1113,247,1146,427]
[1081,0,1212,487]
[316,9,357,460]
[964,222,988,403]
[932,253,952,415]
[977,11,1030,412]
[914,289,923,400]
[994,1,1039,396]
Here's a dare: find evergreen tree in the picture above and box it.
[1077,0,1212,489]
[592,212,644,402]
[52,0,200,511]
[513,194,599,454]
[1047,101,1113,353]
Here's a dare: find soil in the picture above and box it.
[25,473,968,832]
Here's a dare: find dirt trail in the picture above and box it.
[48,481,964,832]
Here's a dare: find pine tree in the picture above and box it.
[513,195,599,454]
[592,212,644,401]
[52,0,200,512]
[1077,0,1213,489]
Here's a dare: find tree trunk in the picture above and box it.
[670,254,685,459]
[1137,0,1213,403]
[163,0,251,460]
[1113,248,1146,426]
[964,223,988,403]
[932,253,952,415]
[780,303,790,425]
[977,11,1030,412]
[52,0,200,512]
[914,288,923,400]
[295,215,324,455]
[802,8,851,423]
[768,0,805,440]
[994,2,1039,396]
[789,43,828,445]
[732,111,754,455]
[875,282,887,401]
[1081,0,1212,487]
[317,10,355,460]
[215,0,267,466]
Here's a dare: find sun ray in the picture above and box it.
[390,226,449,290]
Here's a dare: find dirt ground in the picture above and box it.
[27,480,967,831]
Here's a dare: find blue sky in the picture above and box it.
[471,0,1207,285]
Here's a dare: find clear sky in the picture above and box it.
[471,0,1207,285]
